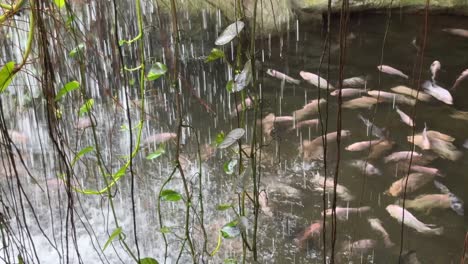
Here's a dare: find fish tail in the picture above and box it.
[292,79,301,85]
[428,227,444,235]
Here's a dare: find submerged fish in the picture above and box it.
[390,85,432,102]
[342,239,377,255]
[310,172,354,201]
[452,68,468,90]
[368,139,394,159]
[300,130,352,161]
[261,113,294,139]
[410,165,442,177]
[430,60,441,82]
[404,194,451,213]
[386,205,443,235]
[330,88,366,98]
[377,65,409,79]
[299,71,335,90]
[400,250,422,264]
[258,190,273,217]
[349,160,382,176]
[346,139,382,151]
[143,132,177,145]
[430,137,462,161]
[231,97,254,116]
[295,221,323,249]
[434,181,464,216]
[396,107,414,127]
[358,114,386,139]
[442,28,468,38]
[464,139,468,149]
[342,76,367,88]
[368,218,394,248]
[387,173,437,197]
[421,125,431,150]
[289,119,320,131]
[384,151,423,163]
[266,69,301,85]
[422,80,453,105]
[293,99,327,122]
[342,96,379,109]
[367,90,416,106]
[322,206,371,220]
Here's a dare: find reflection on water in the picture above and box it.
[1,6,468,264]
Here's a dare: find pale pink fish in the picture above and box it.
[442,28,468,38]
[345,139,381,151]
[349,160,382,176]
[422,81,453,105]
[367,90,416,106]
[143,132,177,145]
[386,205,443,235]
[293,98,326,121]
[452,69,468,90]
[295,221,323,249]
[233,97,254,115]
[396,107,414,127]
[322,206,371,221]
[387,173,436,197]
[384,151,422,163]
[377,65,409,79]
[274,116,294,124]
[421,125,431,150]
[410,165,443,177]
[342,96,379,109]
[299,71,335,90]
[430,60,441,82]
[368,218,395,248]
[330,88,366,98]
[343,239,377,255]
[266,69,301,85]
[342,76,367,88]
[390,85,432,102]
[289,118,320,131]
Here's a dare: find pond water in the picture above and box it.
[1,6,468,264]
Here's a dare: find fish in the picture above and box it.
[408,130,455,150]
[377,65,409,79]
[384,151,423,163]
[322,206,371,221]
[386,204,443,235]
[421,125,431,150]
[231,97,254,116]
[342,96,378,109]
[430,60,441,82]
[300,130,352,161]
[289,119,320,131]
[261,113,294,138]
[299,71,335,90]
[74,117,94,129]
[295,221,323,249]
[342,239,377,255]
[390,85,433,102]
[442,28,468,38]
[367,90,416,106]
[345,139,382,151]
[368,218,394,248]
[310,172,354,201]
[387,173,436,197]
[396,107,414,127]
[464,139,468,149]
[430,137,462,161]
[452,69,468,90]
[349,160,382,176]
[410,165,443,177]
[368,139,394,160]
[358,114,386,139]
[434,181,464,216]
[404,194,451,213]
[330,88,367,98]
[266,69,301,85]
[258,190,273,217]
[293,99,327,122]
[422,80,453,105]
[342,76,367,88]
[142,132,177,145]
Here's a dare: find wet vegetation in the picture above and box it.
[1,0,468,263]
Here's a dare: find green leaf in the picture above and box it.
[69,43,85,58]
[160,226,171,234]
[54,0,66,8]
[160,189,182,202]
[215,132,225,146]
[79,99,94,116]
[55,81,80,101]
[205,48,225,63]
[72,146,94,167]
[103,227,122,251]
[216,203,232,211]
[0,61,16,94]
[218,128,245,149]
[226,80,234,93]
[221,220,240,239]
[224,259,237,264]
[147,63,167,81]
[146,145,165,160]
[223,159,237,175]
[139,258,159,264]
[18,255,24,264]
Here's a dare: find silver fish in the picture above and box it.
[434,181,464,216]
[378,65,409,79]
[322,206,371,221]
[452,68,468,90]
[358,114,386,139]
[349,160,382,176]
[330,88,366,98]
[310,172,354,201]
[386,205,444,235]
[299,71,335,90]
[396,107,414,127]
[266,69,301,85]
[368,218,394,248]
[422,80,453,105]
[342,76,367,88]
[430,60,441,82]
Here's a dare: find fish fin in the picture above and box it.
[431,227,444,235]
